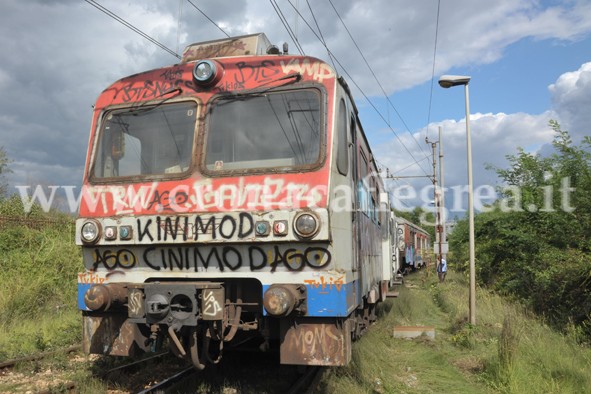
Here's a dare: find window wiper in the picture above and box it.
[125,87,183,115]
[217,73,302,102]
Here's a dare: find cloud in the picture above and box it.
[0,0,590,206]
[549,61,591,139]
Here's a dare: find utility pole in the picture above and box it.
[439,126,446,261]
[425,136,441,268]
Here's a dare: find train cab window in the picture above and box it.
[336,99,348,176]
[92,102,197,179]
[205,89,322,173]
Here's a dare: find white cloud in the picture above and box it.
[0,0,590,205]
[549,61,591,139]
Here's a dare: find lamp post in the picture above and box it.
[438,75,476,325]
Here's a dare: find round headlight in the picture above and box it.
[193,60,220,86]
[81,220,100,244]
[294,213,319,238]
[263,286,295,316]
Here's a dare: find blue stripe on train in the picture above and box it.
[263,280,355,317]
[77,283,91,311]
[79,280,357,316]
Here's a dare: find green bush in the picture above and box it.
[0,198,81,358]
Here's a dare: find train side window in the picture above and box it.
[336,99,348,176]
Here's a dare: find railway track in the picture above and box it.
[0,345,81,370]
[1,345,324,393]
[138,363,324,393]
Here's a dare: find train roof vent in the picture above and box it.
[181,33,273,63]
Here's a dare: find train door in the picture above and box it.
[350,114,360,274]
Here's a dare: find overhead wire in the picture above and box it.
[282,0,432,179]
[326,0,432,176]
[425,0,442,141]
[84,0,181,59]
[304,0,337,71]
[269,0,305,55]
[185,0,230,38]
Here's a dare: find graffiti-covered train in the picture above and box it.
[76,33,406,368]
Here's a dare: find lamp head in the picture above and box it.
[439,75,471,88]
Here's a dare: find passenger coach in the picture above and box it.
[77,33,396,368]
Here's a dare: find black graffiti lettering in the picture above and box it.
[235,60,279,85]
[181,216,189,241]
[117,249,136,268]
[173,191,189,206]
[93,248,137,270]
[305,247,332,268]
[160,68,183,81]
[157,216,162,241]
[285,249,305,271]
[194,216,216,240]
[238,212,254,238]
[222,246,242,270]
[135,244,332,272]
[218,216,236,239]
[137,218,154,242]
[164,247,188,270]
[270,245,286,272]
[148,190,171,211]
[119,80,179,103]
[193,248,223,271]
[163,216,180,241]
[143,246,161,270]
[248,245,267,270]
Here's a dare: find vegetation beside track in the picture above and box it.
[0,195,80,361]
[319,270,591,393]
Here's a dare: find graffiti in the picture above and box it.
[146,189,190,212]
[128,289,143,317]
[92,248,137,270]
[304,275,345,294]
[290,323,345,360]
[137,212,254,242]
[202,289,223,318]
[235,60,280,85]
[280,58,334,83]
[82,177,326,215]
[117,79,193,102]
[140,245,331,272]
[160,68,183,81]
[182,40,247,62]
[78,272,105,284]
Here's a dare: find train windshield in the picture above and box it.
[205,89,322,172]
[92,102,197,179]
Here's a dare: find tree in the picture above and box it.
[451,121,591,341]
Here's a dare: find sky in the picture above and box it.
[1,0,590,217]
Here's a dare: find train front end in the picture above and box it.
[76,33,364,368]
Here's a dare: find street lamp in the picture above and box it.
[438,75,476,325]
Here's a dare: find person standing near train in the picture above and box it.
[437,256,447,283]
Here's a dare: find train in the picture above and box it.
[76,33,429,368]
[395,217,432,273]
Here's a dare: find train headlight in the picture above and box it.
[81,220,101,244]
[263,286,296,316]
[192,60,222,86]
[294,213,319,238]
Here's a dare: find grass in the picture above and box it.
[0,224,81,361]
[1,210,591,393]
[319,270,591,393]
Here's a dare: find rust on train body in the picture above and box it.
[280,318,352,366]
